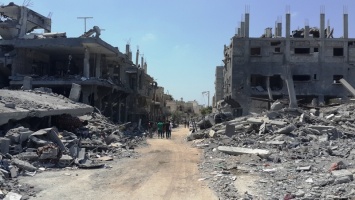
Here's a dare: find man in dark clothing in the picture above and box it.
[165,121,170,139]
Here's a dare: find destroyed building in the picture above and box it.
[222,8,355,115]
[0,2,170,124]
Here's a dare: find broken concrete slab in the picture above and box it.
[308,125,335,132]
[0,89,93,126]
[11,158,37,172]
[246,117,265,124]
[217,146,271,158]
[274,124,296,134]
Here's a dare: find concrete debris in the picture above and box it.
[217,146,271,158]
[0,89,147,198]
[190,102,355,199]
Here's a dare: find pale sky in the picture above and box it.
[7,0,355,105]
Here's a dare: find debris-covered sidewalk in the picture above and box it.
[0,89,147,199]
[190,102,355,199]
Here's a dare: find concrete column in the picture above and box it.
[95,54,101,78]
[69,83,81,102]
[141,56,144,68]
[135,49,139,66]
[82,89,91,104]
[286,13,290,38]
[240,21,245,37]
[23,76,32,90]
[83,48,90,78]
[277,22,282,37]
[320,13,325,39]
[266,76,273,100]
[125,44,129,55]
[344,13,348,39]
[304,26,310,38]
[318,95,325,106]
[244,13,249,38]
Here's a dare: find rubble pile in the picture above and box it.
[192,104,355,199]
[0,111,146,199]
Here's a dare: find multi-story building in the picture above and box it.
[0,2,170,125]
[223,9,354,115]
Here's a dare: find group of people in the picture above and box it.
[156,120,172,139]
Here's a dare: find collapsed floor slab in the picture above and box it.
[0,89,93,126]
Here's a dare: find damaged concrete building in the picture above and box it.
[222,8,355,115]
[0,2,169,124]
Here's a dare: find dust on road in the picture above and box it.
[20,127,218,200]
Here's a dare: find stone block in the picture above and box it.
[217,146,271,158]
[296,166,311,171]
[9,167,18,178]
[225,124,235,137]
[69,83,81,102]
[331,169,353,180]
[22,76,33,90]
[334,176,352,184]
[19,131,33,143]
[0,138,10,154]
[209,130,216,138]
[270,101,283,111]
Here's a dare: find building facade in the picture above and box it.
[0,3,170,125]
[223,9,354,115]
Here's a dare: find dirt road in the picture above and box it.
[19,127,218,200]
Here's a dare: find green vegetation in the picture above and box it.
[200,106,212,116]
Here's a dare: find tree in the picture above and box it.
[200,106,212,116]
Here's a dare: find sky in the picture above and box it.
[7,0,355,106]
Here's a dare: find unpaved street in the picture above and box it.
[19,127,218,200]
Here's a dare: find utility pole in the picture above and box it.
[77,16,93,32]
[202,91,210,107]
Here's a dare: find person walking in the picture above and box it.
[157,120,164,138]
[168,121,173,139]
[165,121,170,139]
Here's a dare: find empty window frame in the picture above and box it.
[274,47,281,53]
[333,48,344,56]
[271,41,281,46]
[294,48,310,54]
[250,47,261,56]
[333,75,343,83]
[314,48,319,52]
[292,75,311,81]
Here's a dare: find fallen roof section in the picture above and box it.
[0,89,93,126]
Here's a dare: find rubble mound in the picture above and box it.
[193,104,355,199]
[0,111,147,198]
